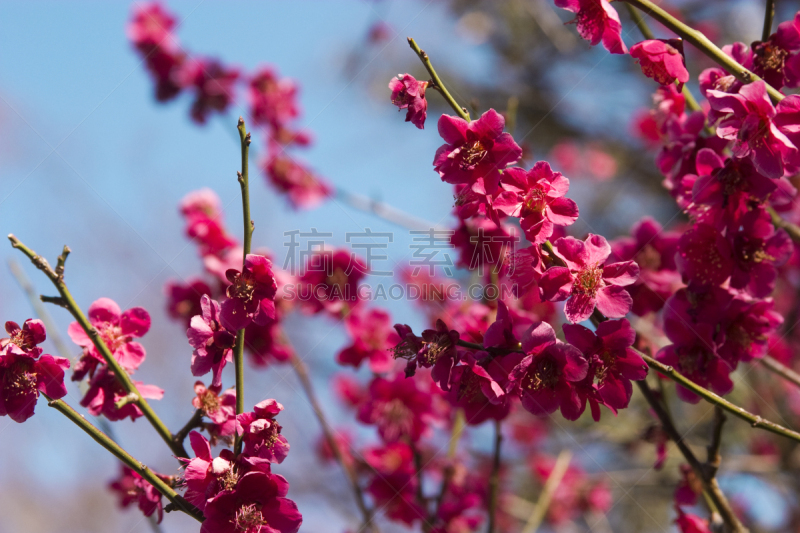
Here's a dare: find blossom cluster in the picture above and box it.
[128,2,332,209]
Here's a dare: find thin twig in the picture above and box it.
[760,355,800,389]
[763,0,776,42]
[636,380,747,532]
[706,406,726,479]
[44,394,204,522]
[767,206,800,243]
[407,37,471,121]
[521,450,572,533]
[487,419,503,533]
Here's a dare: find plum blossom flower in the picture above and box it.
[249,67,301,130]
[751,12,800,89]
[493,162,579,244]
[450,217,518,272]
[728,209,792,297]
[393,320,459,389]
[358,374,442,442]
[1,319,46,357]
[389,73,428,129]
[188,295,236,388]
[433,109,522,195]
[630,39,689,88]
[0,332,69,423]
[554,0,627,54]
[165,278,213,327]
[201,470,302,533]
[296,249,367,315]
[447,350,523,425]
[675,506,712,533]
[707,81,797,178]
[81,367,164,421]
[508,321,588,420]
[68,298,151,381]
[363,442,425,526]
[180,58,240,125]
[193,381,237,441]
[109,465,168,523]
[127,3,186,102]
[264,151,333,210]
[718,297,782,367]
[610,217,681,316]
[244,321,293,368]
[676,223,734,287]
[563,319,647,420]
[236,399,290,464]
[539,234,639,323]
[180,188,238,257]
[221,254,278,331]
[337,307,400,373]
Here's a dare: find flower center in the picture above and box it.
[523,356,558,392]
[220,467,240,491]
[326,268,348,293]
[574,3,603,41]
[234,503,268,532]
[456,371,484,404]
[421,334,452,365]
[377,398,414,440]
[593,351,616,386]
[522,187,547,216]
[636,244,661,271]
[754,42,788,72]
[199,389,221,414]
[459,141,488,170]
[572,265,604,297]
[231,275,256,303]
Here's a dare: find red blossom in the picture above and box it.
[389,73,428,129]
[554,0,627,54]
[631,39,690,88]
[221,254,278,331]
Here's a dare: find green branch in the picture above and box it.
[8,235,188,458]
[407,37,471,121]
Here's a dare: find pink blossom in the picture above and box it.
[363,442,425,526]
[221,254,278,331]
[433,109,522,195]
[165,278,214,327]
[675,464,700,506]
[127,3,176,49]
[249,67,301,130]
[507,245,545,297]
[718,297,782,367]
[1,318,46,357]
[244,321,293,368]
[630,39,689,87]
[494,162,579,243]
[193,381,237,441]
[610,217,681,316]
[127,3,186,102]
[337,307,399,373]
[531,455,612,524]
[389,74,428,129]
[109,464,167,523]
[707,81,797,178]
[179,58,240,125]
[447,350,522,425]
[393,320,459,389]
[728,209,792,298]
[554,0,627,54]
[675,507,711,533]
[68,298,150,381]
[201,470,302,533]
[358,374,441,442]
[81,367,164,421]
[676,223,734,287]
[315,429,355,469]
[0,350,69,423]
[752,12,800,89]
[296,249,367,315]
[263,151,333,210]
[508,321,588,420]
[539,234,639,323]
[188,295,236,388]
[236,399,290,464]
[450,217,518,272]
[563,319,647,420]
[180,188,238,257]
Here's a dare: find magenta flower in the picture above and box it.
[68,298,151,381]
[508,321,588,420]
[718,297,782,367]
[774,94,800,174]
[1,318,46,357]
[728,209,792,298]
[264,151,333,210]
[297,249,368,314]
[193,381,237,441]
[127,3,186,101]
[337,307,400,373]
[244,321,293,368]
[0,351,69,423]
[81,367,164,421]
[450,217,518,272]
[563,319,647,420]
[752,12,800,89]
[358,374,441,443]
[127,3,176,49]
[507,245,545,297]
[630,39,689,88]
[555,0,627,55]
[188,295,236,388]
[363,442,425,526]
[493,162,579,243]
[236,399,290,464]
[675,506,712,533]
[249,67,301,130]
[389,73,428,129]
[109,464,167,523]
[539,234,639,323]
[180,188,238,257]
[221,254,278,331]
[610,217,681,316]
[707,81,797,178]
[201,471,302,533]
[165,277,213,327]
[676,223,734,287]
[394,320,459,389]
[179,58,240,125]
[447,350,523,425]
[433,109,522,195]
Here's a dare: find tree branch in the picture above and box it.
[487,419,503,533]
[407,37,471,121]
